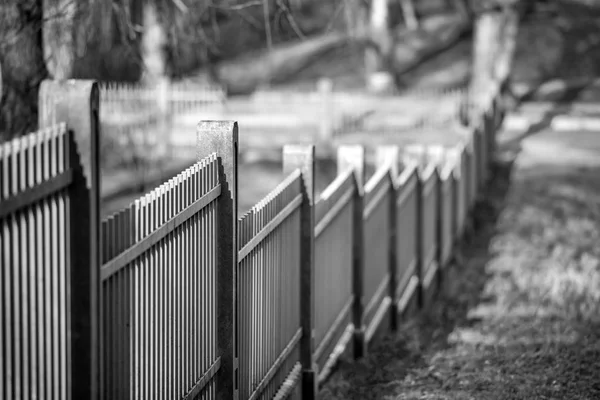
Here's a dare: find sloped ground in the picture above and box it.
[320,126,600,399]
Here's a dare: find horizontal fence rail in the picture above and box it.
[2,78,502,400]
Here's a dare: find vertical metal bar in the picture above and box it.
[10,139,22,399]
[0,140,5,400]
[57,128,68,400]
[2,141,14,399]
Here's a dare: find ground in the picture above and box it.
[319,121,600,399]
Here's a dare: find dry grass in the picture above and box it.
[320,153,600,399]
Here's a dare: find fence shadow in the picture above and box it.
[318,156,516,400]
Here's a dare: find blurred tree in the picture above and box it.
[365,0,391,79]
[43,0,77,79]
[399,0,418,30]
[0,0,48,142]
[469,0,521,123]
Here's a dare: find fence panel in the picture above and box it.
[439,166,455,267]
[237,171,304,400]
[453,145,468,237]
[394,166,420,312]
[420,165,440,292]
[1,124,75,400]
[313,169,356,379]
[465,135,477,210]
[476,128,488,188]
[362,166,393,342]
[99,154,222,400]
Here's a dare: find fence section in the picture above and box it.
[362,166,394,342]
[419,165,440,294]
[313,169,356,377]
[100,155,222,400]
[1,124,74,400]
[237,170,305,400]
[393,165,420,312]
[439,163,455,267]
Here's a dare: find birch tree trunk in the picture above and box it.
[470,10,503,123]
[470,3,520,124]
[344,0,368,39]
[494,8,519,88]
[400,0,419,30]
[366,0,392,87]
[43,0,77,80]
[141,1,168,84]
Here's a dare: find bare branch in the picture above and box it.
[212,0,263,11]
[277,0,306,40]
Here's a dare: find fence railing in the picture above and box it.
[1,78,502,400]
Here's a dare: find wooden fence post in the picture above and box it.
[283,144,317,399]
[196,121,239,400]
[38,79,101,400]
[337,145,366,359]
[375,145,399,331]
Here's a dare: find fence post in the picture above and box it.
[375,145,399,331]
[337,145,366,359]
[318,78,334,145]
[283,144,317,399]
[38,79,101,400]
[196,120,239,400]
[157,77,173,158]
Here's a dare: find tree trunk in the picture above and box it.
[366,0,391,79]
[344,0,368,39]
[400,0,419,30]
[470,10,503,122]
[494,8,519,87]
[0,0,48,142]
[43,0,77,79]
[452,0,471,19]
[141,1,168,84]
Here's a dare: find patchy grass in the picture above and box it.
[320,150,600,399]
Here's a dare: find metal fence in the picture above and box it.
[100,155,222,399]
[1,124,73,400]
[362,165,394,341]
[237,170,304,400]
[1,78,501,400]
[313,168,356,379]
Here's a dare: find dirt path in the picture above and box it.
[320,125,600,399]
